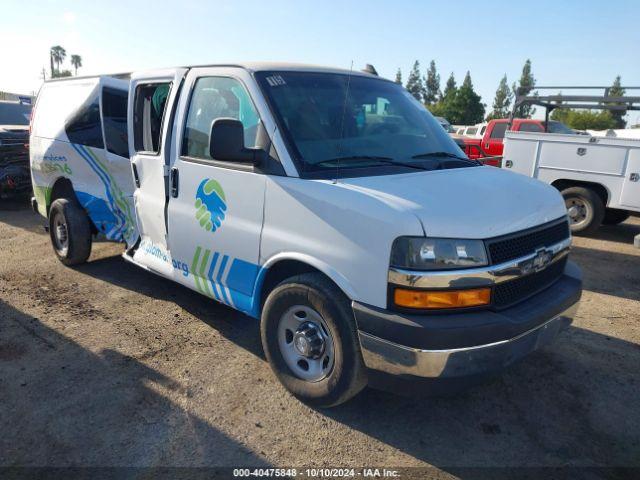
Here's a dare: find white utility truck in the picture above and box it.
[503,131,640,234]
[502,86,640,236]
[30,64,582,406]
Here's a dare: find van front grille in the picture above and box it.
[493,256,567,309]
[486,219,570,265]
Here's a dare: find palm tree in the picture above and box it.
[71,55,82,76]
[50,46,66,76]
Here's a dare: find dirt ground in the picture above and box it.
[1,199,639,475]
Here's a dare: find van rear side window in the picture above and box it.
[102,87,129,158]
[65,97,104,148]
[133,83,171,154]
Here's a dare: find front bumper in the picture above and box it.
[354,260,582,380]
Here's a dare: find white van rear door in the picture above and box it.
[128,68,187,275]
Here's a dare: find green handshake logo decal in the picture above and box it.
[195,178,227,232]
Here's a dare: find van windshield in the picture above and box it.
[256,71,472,176]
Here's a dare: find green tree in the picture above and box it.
[394,68,402,85]
[512,59,536,118]
[424,60,440,105]
[608,75,626,128]
[550,109,616,130]
[405,60,425,102]
[449,71,485,124]
[70,54,82,76]
[443,72,457,99]
[50,46,66,76]
[427,73,457,122]
[487,74,513,120]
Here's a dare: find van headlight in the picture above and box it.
[390,237,488,270]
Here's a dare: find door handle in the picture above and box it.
[132,163,140,187]
[170,167,179,197]
[630,173,639,182]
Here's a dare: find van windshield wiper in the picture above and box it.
[411,151,472,162]
[317,155,429,171]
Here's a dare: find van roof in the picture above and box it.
[44,72,131,83]
[183,62,383,78]
[45,62,384,84]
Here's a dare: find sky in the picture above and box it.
[2,0,639,123]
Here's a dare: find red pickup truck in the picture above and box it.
[461,118,574,166]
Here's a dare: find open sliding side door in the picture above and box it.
[127,68,187,275]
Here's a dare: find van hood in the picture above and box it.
[336,166,567,239]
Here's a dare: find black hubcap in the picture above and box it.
[293,322,326,359]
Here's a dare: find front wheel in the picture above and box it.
[49,198,92,265]
[261,273,367,407]
[562,186,605,235]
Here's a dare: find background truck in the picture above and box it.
[501,86,640,235]
[461,118,574,165]
[503,131,640,234]
[0,100,32,198]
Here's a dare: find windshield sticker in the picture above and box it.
[265,75,286,87]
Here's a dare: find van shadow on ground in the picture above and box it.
[73,254,640,470]
[323,324,640,470]
[571,245,640,302]
[0,299,269,468]
[0,198,43,234]
[75,254,266,361]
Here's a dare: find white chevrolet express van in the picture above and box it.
[30,64,582,406]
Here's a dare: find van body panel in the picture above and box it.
[338,167,567,239]
[30,78,137,244]
[260,175,424,309]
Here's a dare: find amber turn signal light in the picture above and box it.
[394,287,491,309]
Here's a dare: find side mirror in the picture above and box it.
[209,118,265,164]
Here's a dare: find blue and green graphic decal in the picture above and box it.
[195,178,227,233]
[70,143,136,243]
[191,246,260,315]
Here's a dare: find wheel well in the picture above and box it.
[259,260,327,309]
[49,177,77,212]
[551,179,609,206]
[49,178,97,234]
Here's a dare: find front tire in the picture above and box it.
[49,198,92,265]
[260,273,367,407]
[562,186,605,235]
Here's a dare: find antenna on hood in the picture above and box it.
[334,60,354,184]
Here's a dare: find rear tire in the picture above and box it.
[602,208,630,226]
[49,198,92,265]
[562,186,605,235]
[260,273,367,407]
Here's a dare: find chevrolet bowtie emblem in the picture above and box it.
[532,248,553,272]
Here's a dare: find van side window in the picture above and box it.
[490,123,508,139]
[102,87,129,158]
[182,77,260,160]
[65,97,104,148]
[133,83,171,154]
